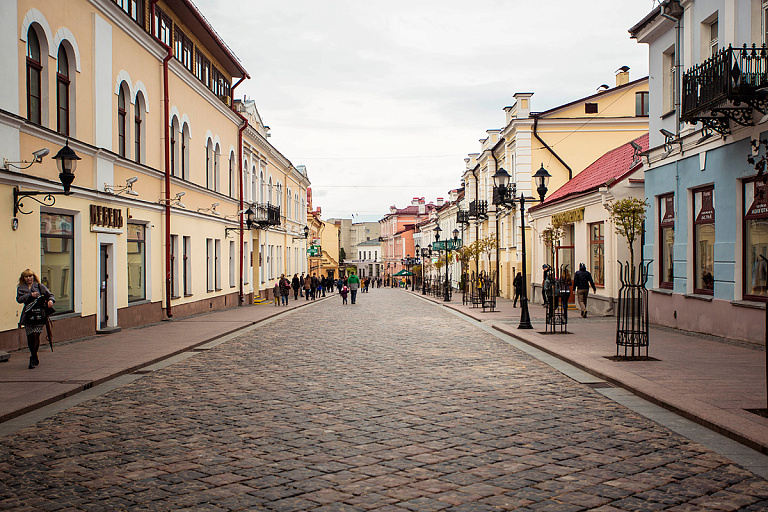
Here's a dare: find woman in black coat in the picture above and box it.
[16,269,54,369]
[291,274,300,300]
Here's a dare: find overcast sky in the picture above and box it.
[193,0,657,222]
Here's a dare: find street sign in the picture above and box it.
[307,245,321,256]
[432,239,462,251]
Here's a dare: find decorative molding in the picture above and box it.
[20,8,54,57]
[52,27,82,72]
[115,70,134,100]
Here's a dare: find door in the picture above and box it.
[100,245,109,328]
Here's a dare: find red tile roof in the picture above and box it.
[531,133,648,211]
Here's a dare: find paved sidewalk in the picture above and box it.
[0,295,325,423]
[412,289,768,455]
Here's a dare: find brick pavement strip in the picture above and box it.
[1,289,768,511]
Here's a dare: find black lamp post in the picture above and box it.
[492,164,551,329]
[13,140,81,219]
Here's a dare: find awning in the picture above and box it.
[393,270,413,276]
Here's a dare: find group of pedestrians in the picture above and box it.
[273,272,376,306]
[539,263,597,317]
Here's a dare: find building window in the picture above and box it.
[183,236,192,296]
[117,84,128,158]
[664,48,676,113]
[170,117,178,177]
[635,91,649,117]
[27,28,42,125]
[170,234,179,298]
[589,222,604,286]
[709,19,719,58]
[659,194,675,289]
[174,27,193,72]
[244,241,249,284]
[127,224,146,302]
[744,178,768,300]
[584,103,598,114]
[56,46,70,135]
[195,49,210,87]
[214,143,221,192]
[134,92,145,164]
[693,186,715,294]
[215,239,222,290]
[229,152,236,198]
[763,1,768,44]
[181,123,190,180]
[154,7,171,46]
[116,0,144,26]
[40,213,74,314]
[229,240,236,288]
[206,139,214,189]
[206,238,214,292]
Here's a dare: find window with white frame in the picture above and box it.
[171,235,179,297]
[206,139,214,189]
[27,27,43,125]
[206,238,214,292]
[215,239,221,290]
[663,47,676,113]
[243,241,249,284]
[214,143,221,192]
[181,123,190,180]
[134,91,145,164]
[229,240,235,288]
[183,236,192,296]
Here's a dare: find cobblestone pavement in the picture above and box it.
[2,289,768,511]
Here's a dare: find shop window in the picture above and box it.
[693,186,715,294]
[589,222,604,286]
[127,224,146,302]
[27,28,42,125]
[40,212,74,314]
[744,178,768,300]
[659,194,675,289]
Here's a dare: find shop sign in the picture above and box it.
[552,207,584,226]
[747,180,768,218]
[90,205,124,229]
[695,188,715,223]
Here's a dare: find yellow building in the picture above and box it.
[462,70,649,299]
[307,203,340,282]
[0,0,308,351]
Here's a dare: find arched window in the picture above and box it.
[170,116,180,176]
[56,46,70,135]
[268,177,273,205]
[206,139,214,189]
[134,91,145,164]
[117,83,129,157]
[287,188,292,220]
[229,151,236,198]
[295,193,299,221]
[181,122,190,180]
[27,28,42,125]
[260,171,265,203]
[252,165,257,203]
[214,143,221,192]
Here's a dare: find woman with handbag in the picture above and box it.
[16,269,54,369]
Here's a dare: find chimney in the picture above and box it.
[436,197,444,207]
[411,197,420,206]
[615,66,630,87]
[418,198,425,215]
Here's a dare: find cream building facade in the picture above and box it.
[0,0,309,351]
[462,71,649,299]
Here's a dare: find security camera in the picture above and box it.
[211,202,219,208]
[32,148,50,162]
[126,176,138,185]
[630,141,642,151]
[660,129,676,139]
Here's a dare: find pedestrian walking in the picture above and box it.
[304,273,312,300]
[311,273,319,300]
[347,271,360,304]
[279,274,290,306]
[299,273,305,298]
[340,285,349,305]
[542,264,551,307]
[320,276,326,297]
[291,273,300,300]
[572,262,597,317]
[513,272,523,307]
[16,269,55,369]
[273,281,280,306]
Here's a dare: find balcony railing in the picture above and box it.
[252,203,281,227]
[469,199,488,220]
[682,44,768,134]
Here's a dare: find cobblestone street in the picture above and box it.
[2,289,768,511]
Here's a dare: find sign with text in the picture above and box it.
[432,239,462,251]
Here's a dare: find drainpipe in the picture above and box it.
[152,0,174,319]
[533,115,572,180]
[490,151,501,294]
[231,77,248,306]
[660,0,683,135]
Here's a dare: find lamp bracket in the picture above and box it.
[13,186,70,218]
[225,227,251,238]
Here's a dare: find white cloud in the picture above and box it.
[193,0,655,219]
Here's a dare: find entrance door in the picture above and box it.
[100,245,109,328]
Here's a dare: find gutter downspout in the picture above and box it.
[533,115,573,180]
[231,77,248,306]
[660,1,682,136]
[153,0,174,319]
[490,151,501,294]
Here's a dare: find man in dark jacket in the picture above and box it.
[291,274,300,300]
[513,272,523,307]
[572,263,597,317]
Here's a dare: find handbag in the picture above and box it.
[22,297,47,326]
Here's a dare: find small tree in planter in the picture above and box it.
[605,197,651,358]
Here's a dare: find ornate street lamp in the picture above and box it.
[13,141,81,220]
[493,164,551,329]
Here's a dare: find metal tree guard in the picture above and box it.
[544,266,569,333]
[616,261,651,358]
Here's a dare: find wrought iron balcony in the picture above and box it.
[468,199,488,220]
[682,44,768,135]
[456,210,469,225]
[251,203,281,228]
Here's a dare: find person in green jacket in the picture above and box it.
[347,272,361,304]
